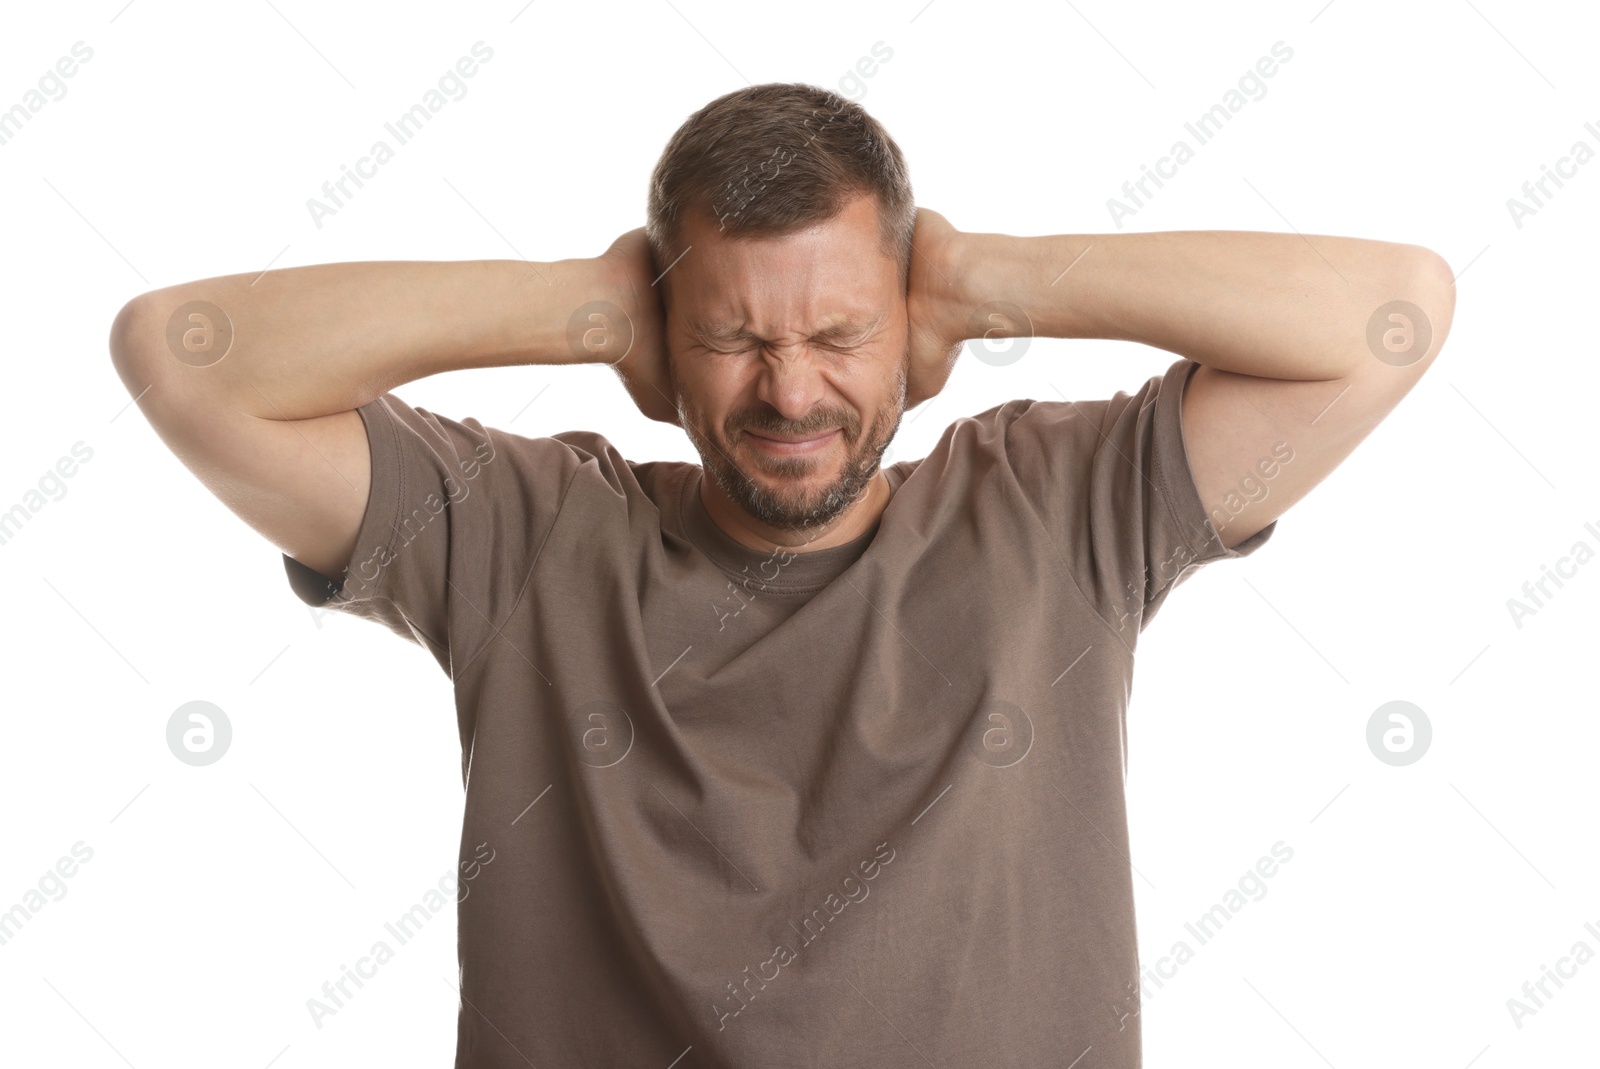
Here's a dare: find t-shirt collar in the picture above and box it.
[678,467,902,592]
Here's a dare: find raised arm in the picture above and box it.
[107,233,669,581]
[906,214,1456,549]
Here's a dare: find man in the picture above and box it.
[109,82,1453,1067]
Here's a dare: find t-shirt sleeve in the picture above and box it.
[1000,356,1276,635]
[281,392,588,677]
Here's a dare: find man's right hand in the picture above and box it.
[598,227,678,425]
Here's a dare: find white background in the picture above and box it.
[1,0,1596,1066]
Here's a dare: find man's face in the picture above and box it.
[664,192,908,533]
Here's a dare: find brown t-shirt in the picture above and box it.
[283,356,1275,1068]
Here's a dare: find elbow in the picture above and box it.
[1364,244,1453,377]
[1405,244,1456,363]
[108,293,154,373]
[107,293,169,405]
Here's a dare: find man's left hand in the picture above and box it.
[904,208,973,409]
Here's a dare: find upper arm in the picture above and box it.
[1181,250,1456,550]
[111,294,599,673]
[108,296,373,583]
[1002,361,1277,638]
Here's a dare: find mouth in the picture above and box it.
[742,427,841,456]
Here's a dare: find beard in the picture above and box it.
[675,356,907,533]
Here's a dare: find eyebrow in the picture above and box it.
[689,314,881,345]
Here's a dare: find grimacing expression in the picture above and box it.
[665,193,910,533]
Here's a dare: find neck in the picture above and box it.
[700,469,892,554]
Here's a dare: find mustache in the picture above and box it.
[728,407,861,440]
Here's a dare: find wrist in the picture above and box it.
[545,255,636,367]
[920,226,983,350]
[943,230,1043,347]
[990,232,1097,339]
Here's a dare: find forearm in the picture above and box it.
[111,257,612,421]
[962,229,1449,381]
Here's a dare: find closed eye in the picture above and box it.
[699,339,862,356]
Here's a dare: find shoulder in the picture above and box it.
[923,395,1119,469]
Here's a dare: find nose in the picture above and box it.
[753,347,828,425]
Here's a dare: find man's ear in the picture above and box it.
[663,331,680,401]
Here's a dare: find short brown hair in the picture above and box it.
[646,82,916,294]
